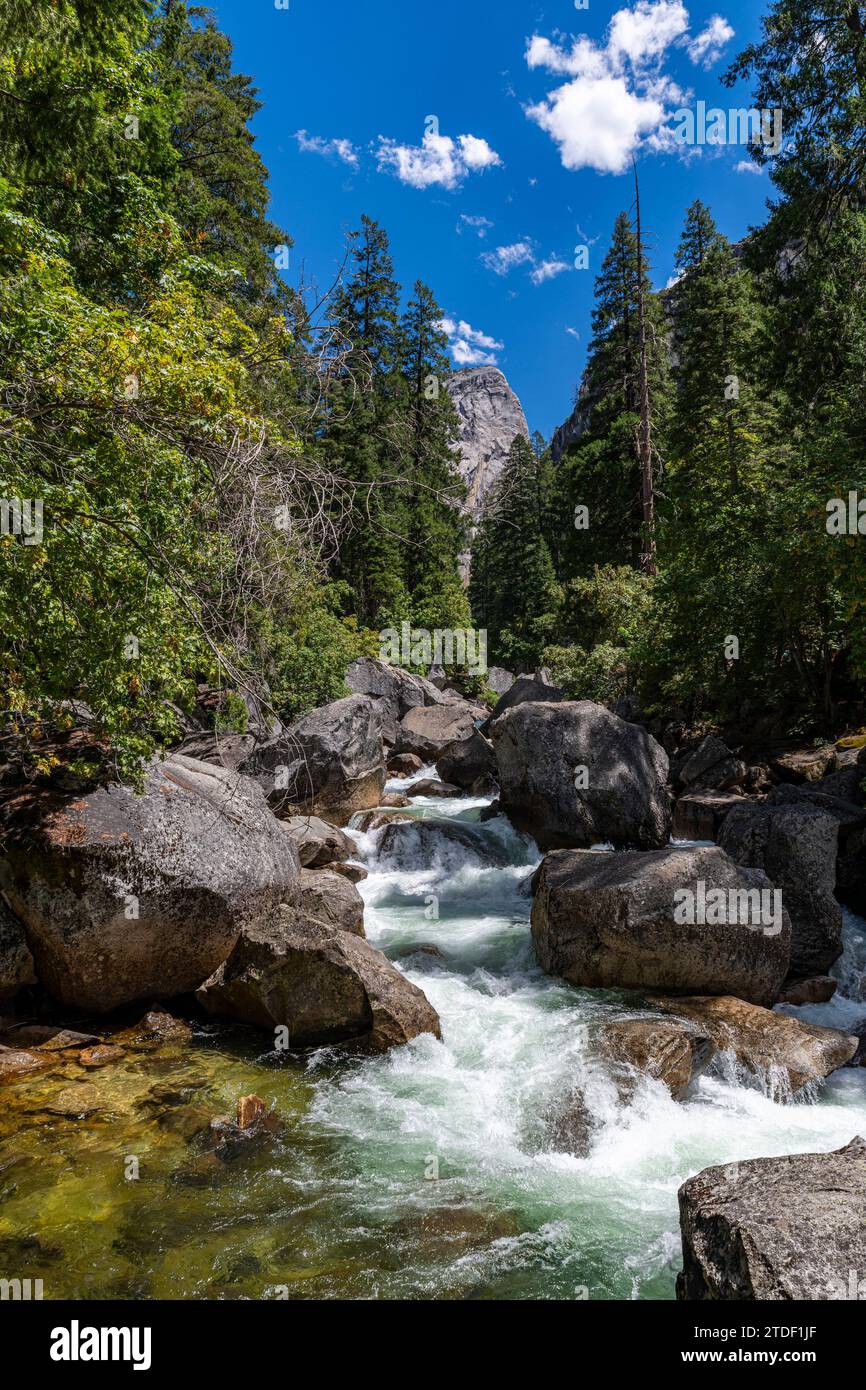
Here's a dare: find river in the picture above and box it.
[2,767,864,1299]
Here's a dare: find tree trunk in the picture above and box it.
[633,159,657,576]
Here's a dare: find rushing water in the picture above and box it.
[2,770,865,1300]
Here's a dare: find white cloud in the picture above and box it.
[295,130,359,168]
[525,2,734,174]
[608,0,689,67]
[481,241,536,275]
[530,257,572,285]
[458,213,494,238]
[687,15,735,69]
[527,74,666,174]
[736,159,763,175]
[481,240,574,286]
[437,317,504,367]
[375,130,501,190]
[565,326,581,340]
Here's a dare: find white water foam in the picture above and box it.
[307,793,866,1299]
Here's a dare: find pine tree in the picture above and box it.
[552,211,670,577]
[469,435,559,670]
[326,216,409,627]
[397,281,469,632]
[150,2,295,327]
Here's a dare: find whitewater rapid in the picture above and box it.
[305,769,866,1300]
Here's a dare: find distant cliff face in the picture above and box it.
[446,367,529,524]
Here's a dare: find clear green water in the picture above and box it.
[2,779,865,1300]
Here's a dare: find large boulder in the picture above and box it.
[677,1138,866,1300]
[769,779,866,918]
[675,735,746,792]
[197,907,441,1053]
[176,731,259,770]
[486,667,515,697]
[435,730,496,793]
[240,695,385,822]
[487,675,564,722]
[719,801,843,975]
[298,868,364,937]
[345,657,447,744]
[392,702,477,760]
[769,745,836,784]
[281,815,355,868]
[0,898,36,1003]
[653,995,857,1093]
[387,753,424,778]
[0,755,299,1012]
[491,700,672,849]
[531,846,791,1006]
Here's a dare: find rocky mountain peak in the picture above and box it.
[445,366,529,524]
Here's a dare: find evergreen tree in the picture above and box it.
[326,216,409,627]
[150,2,296,327]
[552,211,670,577]
[470,435,559,671]
[397,281,469,633]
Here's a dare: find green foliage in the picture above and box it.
[258,584,378,723]
[470,434,560,671]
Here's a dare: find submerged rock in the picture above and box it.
[409,778,461,798]
[196,906,441,1053]
[531,846,791,1006]
[45,1083,102,1117]
[599,1018,716,1098]
[677,1137,866,1300]
[653,995,857,1093]
[491,700,672,850]
[0,754,299,1013]
[377,817,512,869]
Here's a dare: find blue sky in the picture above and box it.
[209,0,774,438]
